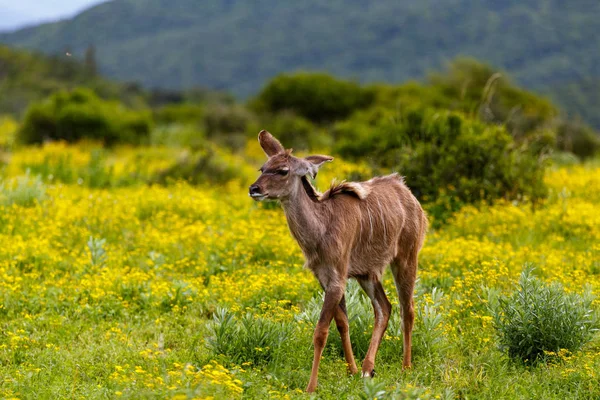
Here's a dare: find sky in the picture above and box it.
[0,0,107,31]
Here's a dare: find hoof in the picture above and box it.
[361,369,375,378]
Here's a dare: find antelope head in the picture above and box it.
[249,130,333,201]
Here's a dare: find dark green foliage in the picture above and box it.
[253,73,375,123]
[18,88,152,145]
[492,267,598,364]
[370,59,560,142]
[153,103,203,125]
[555,120,600,160]
[203,104,253,137]
[203,104,255,150]
[334,108,548,221]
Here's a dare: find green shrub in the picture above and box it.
[207,308,292,365]
[151,145,243,186]
[549,151,581,167]
[0,172,46,207]
[87,236,107,267]
[334,107,548,222]
[203,104,253,137]
[153,103,203,125]
[491,267,598,364]
[411,287,447,357]
[555,120,600,160]
[360,379,453,400]
[19,88,152,145]
[428,58,558,137]
[203,104,254,150]
[252,72,375,123]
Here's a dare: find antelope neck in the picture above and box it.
[280,177,326,249]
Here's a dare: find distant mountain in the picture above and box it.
[1,0,599,124]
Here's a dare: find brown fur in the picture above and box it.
[249,131,428,392]
[320,180,371,200]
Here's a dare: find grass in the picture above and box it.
[0,143,599,399]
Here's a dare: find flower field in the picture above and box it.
[1,143,599,399]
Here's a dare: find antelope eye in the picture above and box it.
[278,169,289,176]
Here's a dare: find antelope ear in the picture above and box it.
[297,155,333,178]
[305,155,334,167]
[258,130,285,157]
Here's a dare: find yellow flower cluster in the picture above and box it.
[0,116,17,148]
[108,360,242,398]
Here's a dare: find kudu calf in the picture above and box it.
[249,130,428,392]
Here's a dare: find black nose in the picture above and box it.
[249,184,261,195]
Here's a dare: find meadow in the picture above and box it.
[0,139,599,399]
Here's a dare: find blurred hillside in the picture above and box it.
[1,0,599,127]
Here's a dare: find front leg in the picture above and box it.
[306,284,345,393]
[334,295,358,374]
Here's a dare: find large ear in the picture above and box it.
[296,155,334,178]
[258,130,285,157]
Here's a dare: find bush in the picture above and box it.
[203,104,253,137]
[203,104,254,150]
[0,172,47,207]
[252,72,375,123]
[18,88,152,145]
[206,308,292,365]
[492,267,598,364]
[334,107,548,222]
[153,103,203,125]
[151,144,249,186]
[428,58,558,138]
[555,120,600,160]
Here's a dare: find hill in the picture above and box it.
[1,0,599,116]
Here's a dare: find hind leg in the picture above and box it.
[357,278,392,377]
[390,253,417,369]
